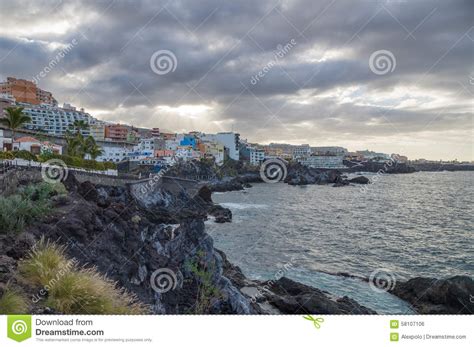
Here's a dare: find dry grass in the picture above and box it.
[0,289,28,314]
[19,239,149,314]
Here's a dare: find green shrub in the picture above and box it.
[0,182,60,233]
[38,153,116,171]
[19,239,148,314]
[0,151,15,159]
[186,251,222,314]
[13,150,37,161]
[0,289,28,314]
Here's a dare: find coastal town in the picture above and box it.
[1,76,471,176]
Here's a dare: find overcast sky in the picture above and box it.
[0,0,472,160]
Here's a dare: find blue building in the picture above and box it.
[179,135,196,149]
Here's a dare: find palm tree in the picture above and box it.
[82,136,102,160]
[0,107,31,143]
[88,144,103,161]
[69,120,89,135]
[65,133,84,157]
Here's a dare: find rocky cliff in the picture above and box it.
[0,171,374,314]
[1,170,469,315]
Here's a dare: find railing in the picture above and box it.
[0,159,119,177]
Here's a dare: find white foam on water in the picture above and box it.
[220,203,268,210]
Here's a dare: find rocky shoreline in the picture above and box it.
[0,170,471,315]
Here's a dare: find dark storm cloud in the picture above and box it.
[0,0,472,158]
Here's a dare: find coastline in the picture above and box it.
[0,168,472,315]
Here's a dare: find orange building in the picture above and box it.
[197,142,206,154]
[0,77,57,105]
[154,150,174,157]
[104,124,129,142]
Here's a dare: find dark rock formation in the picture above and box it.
[285,163,341,186]
[344,160,416,174]
[208,173,262,192]
[390,276,474,314]
[3,173,252,314]
[218,249,376,314]
[258,277,376,314]
[348,176,370,184]
[411,163,474,172]
[208,205,232,223]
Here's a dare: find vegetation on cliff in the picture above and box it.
[0,182,65,233]
[18,239,148,314]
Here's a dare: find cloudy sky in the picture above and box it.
[0,0,472,160]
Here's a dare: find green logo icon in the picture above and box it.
[390,320,399,329]
[303,315,324,329]
[390,332,399,342]
[7,315,32,342]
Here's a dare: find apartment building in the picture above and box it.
[96,145,130,162]
[203,142,225,166]
[299,155,347,169]
[312,146,348,156]
[249,147,266,166]
[90,123,105,141]
[292,144,311,159]
[20,103,94,136]
[105,124,128,142]
[200,132,240,161]
[0,77,57,105]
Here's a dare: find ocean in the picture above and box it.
[206,171,474,314]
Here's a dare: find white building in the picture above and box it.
[10,136,63,155]
[203,142,225,166]
[134,138,156,152]
[96,146,130,162]
[249,148,265,166]
[312,146,348,156]
[19,102,96,137]
[292,144,311,159]
[299,155,346,169]
[127,150,154,161]
[0,129,11,150]
[165,139,180,151]
[201,132,240,161]
[356,150,391,161]
[175,147,201,160]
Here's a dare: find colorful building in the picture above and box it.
[105,124,128,142]
[0,77,57,105]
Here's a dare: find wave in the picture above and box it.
[220,203,268,210]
